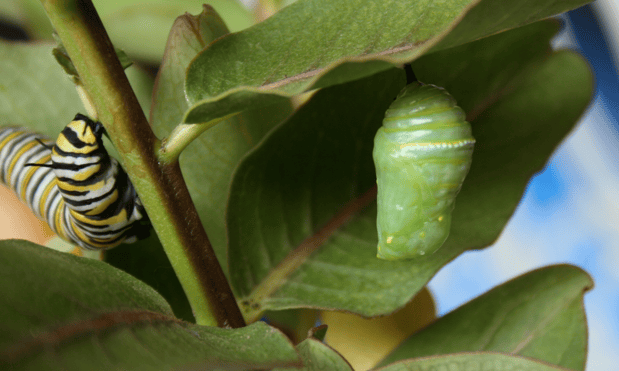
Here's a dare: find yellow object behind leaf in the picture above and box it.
[0,185,102,260]
[321,287,436,370]
[0,185,54,244]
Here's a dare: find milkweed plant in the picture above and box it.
[0,0,595,370]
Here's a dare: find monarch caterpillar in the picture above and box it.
[373,82,475,260]
[0,114,149,250]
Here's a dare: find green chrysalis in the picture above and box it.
[373,82,475,260]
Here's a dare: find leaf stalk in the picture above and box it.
[159,113,237,164]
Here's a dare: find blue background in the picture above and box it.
[428,4,619,369]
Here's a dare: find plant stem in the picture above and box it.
[40,0,245,328]
[159,113,236,164]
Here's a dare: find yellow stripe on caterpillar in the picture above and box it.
[0,114,150,250]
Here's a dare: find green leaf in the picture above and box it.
[0,240,300,370]
[264,309,320,344]
[0,0,23,22]
[151,7,292,264]
[0,41,153,137]
[229,68,403,315]
[321,288,436,371]
[183,0,591,123]
[375,352,578,371]
[182,88,292,124]
[379,265,592,370]
[412,19,562,114]
[226,21,593,320]
[10,0,252,62]
[274,337,353,371]
[8,0,53,40]
[125,65,154,120]
[102,0,253,63]
[150,5,230,132]
[430,0,588,52]
[105,233,194,323]
[0,40,153,166]
[0,39,149,157]
[409,19,592,252]
[0,42,82,137]
[309,325,328,342]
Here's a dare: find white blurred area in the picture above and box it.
[428,1,619,369]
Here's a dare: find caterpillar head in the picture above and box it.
[55,114,105,153]
[51,114,109,180]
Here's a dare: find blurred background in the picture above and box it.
[0,0,616,369]
[427,2,619,369]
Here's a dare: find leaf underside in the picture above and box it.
[379,265,593,370]
[0,240,300,370]
[226,19,593,319]
[182,0,592,125]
